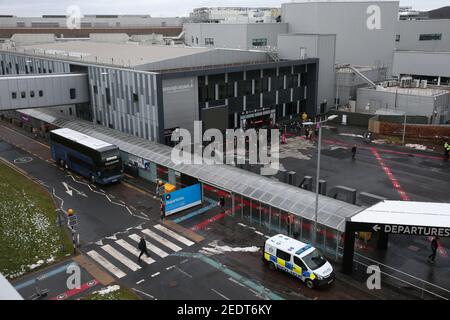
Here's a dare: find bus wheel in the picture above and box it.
[268,262,276,271]
[306,279,314,289]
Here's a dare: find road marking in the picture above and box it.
[142,228,182,252]
[101,244,141,272]
[151,272,160,278]
[50,279,99,300]
[153,224,195,246]
[211,288,230,300]
[87,251,126,279]
[115,239,155,265]
[129,234,169,258]
[131,288,155,299]
[15,262,77,290]
[136,279,145,285]
[174,266,193,278]
[254,231,264,236]
[166,265,175,270]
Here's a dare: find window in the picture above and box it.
[191,36,194,43]
[294,256,307,270]
[395,35,400,42]
[419,33,442,41]
[69,88,76,100]
[205,37,214,45]
[252,38,267,47]
[196,37,198,44]
[237,80,252,96]
[11,92,17,99]
[21,91,26,98]
[39,90,43,97]
[30,90,35,98]
[69,108,73,116]
[276,249,291,262]
[133,93,139,103]
[106,88,111,105]
[302,250,327,270]
[93,85,98,94]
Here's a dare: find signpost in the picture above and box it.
[67,208,79,253]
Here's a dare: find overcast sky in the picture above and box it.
[0,0,447,17]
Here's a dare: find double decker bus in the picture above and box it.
[49,128,123,185]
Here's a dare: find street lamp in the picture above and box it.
[303,114,338,246]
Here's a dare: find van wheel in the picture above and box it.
[268,262,276,271]
[305,279,314,289]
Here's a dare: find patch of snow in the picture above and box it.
[93,285,120,296]
[371,139,388,145]
[201,240,260,256]
[339,133,364,138]
[405,144,428,151]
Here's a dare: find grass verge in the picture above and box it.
[0,160,72,279]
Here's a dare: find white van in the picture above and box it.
[263,234,335,289]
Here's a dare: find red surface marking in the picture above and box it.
[371,148,410,201]
[49,279,99,300]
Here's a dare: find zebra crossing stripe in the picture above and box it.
[129,234,169,258]
[115,239,155,265]
[153,224,195,246]
[142,229,182,252]
[87,250,126,279]
[101,244,141,271]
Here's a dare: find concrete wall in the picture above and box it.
[0,73,89,110]
[278,33,336,113]
[282,1,399,73]
[162,76,199,134]
[183,23,288,50]
[395,19,450,52]
[356,87,450,123]
[393,51,450,78]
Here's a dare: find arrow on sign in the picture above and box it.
[373,224,381,232]
[62,182,87,197]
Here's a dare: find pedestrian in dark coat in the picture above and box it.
[351,145,357,160]
[138,237,150,262]
[428,237,439,264]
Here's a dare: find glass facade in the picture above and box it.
[197,64,312,129]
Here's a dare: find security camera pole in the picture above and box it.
[303,114,338,246]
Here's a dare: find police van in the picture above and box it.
[264,234,335,289]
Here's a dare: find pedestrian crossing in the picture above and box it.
[86,224,195,279]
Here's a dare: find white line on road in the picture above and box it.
[254,231,264,236]
[174,266,193,278]
[129,234,168,258]
[151,272,160,278]
[87,250,126,279]
[211,288,230,300]
[153,224,195,246]
[115,239,155,265]
[101,244,141,271]
[136,279,145,285]
[237,223,247,227]
[166,265,175,270]
[142,228,182,252]
[131,288,155,299]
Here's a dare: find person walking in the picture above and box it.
[218,196,225,213]
[138,236,150,262]
[444,142,450,162]
[428,237,439,264]
[351,145,357,160]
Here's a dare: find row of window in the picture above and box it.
[10,88,77,100]
[396,33,443,42]
[189,36,268,47]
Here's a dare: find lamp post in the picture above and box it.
[303,114,338,246]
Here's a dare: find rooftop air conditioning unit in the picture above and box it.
[420,80,427,89]
[299,47,307,59]
[414,79,420,88]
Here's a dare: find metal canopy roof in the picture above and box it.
[350,201,450,228]
[20,109,362,232]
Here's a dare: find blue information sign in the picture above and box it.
[164,183,203,216]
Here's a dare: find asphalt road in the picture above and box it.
[2,122,449,300]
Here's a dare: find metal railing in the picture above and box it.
[353,252,450,300]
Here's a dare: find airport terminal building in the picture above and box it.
[0,42,318,144]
